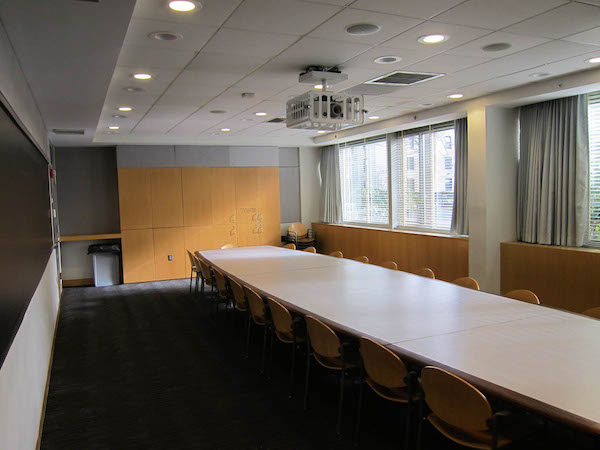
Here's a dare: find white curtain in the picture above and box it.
[517,94,589,247]
[451,118,468,235]
[319,145,342,223]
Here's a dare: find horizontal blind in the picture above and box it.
[589,93,600,242]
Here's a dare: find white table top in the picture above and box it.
[197,245,600,434]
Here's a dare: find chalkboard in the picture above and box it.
[0,102,52,367]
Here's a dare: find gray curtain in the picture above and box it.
[517,94,589,247]
[319,145,342,223]
[451,117,468,235]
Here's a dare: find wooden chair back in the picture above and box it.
[288,222,308,238]
[329,250,343,258]
[354,255,369,264]
[305,315,340,358]
[421,366,492,432]
[583,306,600,320]
[267,297,293,337]
[221,243,236,249]
[452,277,480,290]
[186,250,197,270]
[505,289,540,305]
[244,286,265,322]
[379,261,398,270]
[283,243,296,250]
[360,337,407,388]
[303,246,316,253]
[413,268,435,279]
[229,277,247,311]
[212,268,228,297]
[198,258,212,283]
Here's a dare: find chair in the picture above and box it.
[356,338,416,448]
[452,277,480,291]
[267,297,304,396]
[304,315,359,435]
[504,289,540,305]
[186,250,201,294]
[212,268,232,313]
[582,307,600,319]
[197,258,215,296]
[283,243,296,250]
[412,268,435,279]
[379,261,398,270]
[354,256,369,264]
[229,277,249,355]
[221,243,236,249]
[244,286,269,373]
[287,222,316,250]
[329,250,343,258]
[303,246,316,253]
[418,366,531,450]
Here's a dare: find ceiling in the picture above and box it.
[3,0,600,147]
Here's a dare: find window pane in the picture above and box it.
[432,128,455,231]
[589,93,600,242]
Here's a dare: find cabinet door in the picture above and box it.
[237,222,260,247]
[118,168,152,230]
[213,223,237,249]
[183,226,215,274]
[211,168,236,226]
[257,167,281,246]
[151,168,184,228]
[182,168,213,227]
[153,227,186,281]
[122,229,155,283]
[234,167,259,225]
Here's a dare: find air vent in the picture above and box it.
[52,129,85,135]
[267,118,286,123]
[365,71,443,86]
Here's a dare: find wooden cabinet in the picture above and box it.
[153,227,186,281]
[118,168,152,230]
[151,168,184,228]
[183,226,215,274]
[182,168,212,227]
[211,168,236,226]
[122,229,155,283]
[213,223,237,249]
[234,167,259,225]
[258,167,281,246]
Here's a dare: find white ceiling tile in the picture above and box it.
[117,45,196,69]
[381,21,492,52]
[186,52,268,86]
[132,0,243,26]
[133,105,199,134]
[109,66,180,95]
[308,8,422,45]
[434,0,567,30]
[223,0,342,35]
[403,53,491,75]
[504,2,600,39]
[154,91,214,108]
[339,46,429,70]
[201,28,299,58]
[123,18,219,51]
[386,82,447,99]
[563,26,600,46]
[364,96,413,108]
[105,90,160,111]
[445,32,550,59]
[350,0,465,20]
[275,37,373,67]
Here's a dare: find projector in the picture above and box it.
[286,67,364,131]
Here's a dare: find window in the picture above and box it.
[589,93,600,242]
[339,137,389,225]
[444,156,452,170]
[407,156,415,171]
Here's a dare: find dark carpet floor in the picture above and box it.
[41,279,597,450]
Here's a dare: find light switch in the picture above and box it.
[168,254,173,261]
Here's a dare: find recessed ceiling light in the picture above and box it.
[368,116,380,120]
[168,0,200,12]
[481,42,512,52]
[418,34,448,44]
[108,125,120,130]
[447,94,464,99]
[118,106,133,112]
[133,73,152,80]
[588,57,600,64]
[149,31,183,41]
[314,84,330,90]
[112,114,127,119]
[345,23,381,36]
[210,110,227,114]
[529,72,550,79]
[220,128,231,132]
[123,86,144,93]
[374,55,402,64]
[255,112,267,116]
[317,130,327,134]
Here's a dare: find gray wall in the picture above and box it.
[55,146,120,235]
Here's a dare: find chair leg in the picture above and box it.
[337,366,346,435]
[354,372,365,444]
[416,389,425,450]
[261,324,268,375]
[245,315,252,359]
[189,269,193,293]
[404,376,414,450]
[289,338,296,398]
[303,338,311,411]
[268,326,274,380]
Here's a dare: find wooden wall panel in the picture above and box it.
[213,223,237,249]
[234,167,259,224]
[313,223,469,282]
[183,226,215,275]
[182,168,213,227]
[501,242,600,313]
[118,168,152,230]
[258,167,281,245]
[122,229,155,283]
[153,227,186,281]
[210,168,236,226]
[151,168,184,228]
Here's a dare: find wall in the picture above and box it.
[299,146,321,231]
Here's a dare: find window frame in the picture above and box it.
[588,92,600,246]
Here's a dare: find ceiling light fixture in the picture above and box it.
[447,93,464,99]
[317,130,327,134]
[220,128,231,132]
[112,114,127,119]
[255,112,267,116]
[374,55,402,64]
[529,72,550,79]
[345,23,381,36]
[133,73,152,80]
[210,110,227,114]
[123,86,144,93]
[419,103,433,107]
[108,125,120,130]
[418,34,448,44]
[587,56,600,64]
[368,116,380,120]
[168,0,200,12]
[481,42,512,52]
[118,106,133,112]
[149,31,183,41]
[314,84,330,90]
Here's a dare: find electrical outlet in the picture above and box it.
[168,255,173,261]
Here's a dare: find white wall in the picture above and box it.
[298,146,321,229]
[0,251,60,450]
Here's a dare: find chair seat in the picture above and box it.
[314,352,359,371]
[297,237,315,243]
[427,413,531,450]
[234,303,248,312]
[275,329,305,344]
[366,378,411,403]
[252,315,266,326]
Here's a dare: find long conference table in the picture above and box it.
[196,245,600,436]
